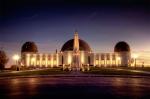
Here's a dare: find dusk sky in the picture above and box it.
[0,0,150,66]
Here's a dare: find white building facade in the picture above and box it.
[21,31,131,70]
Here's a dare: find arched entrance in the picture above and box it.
[72,52,80,71]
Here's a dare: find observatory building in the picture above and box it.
[21,31,131,71]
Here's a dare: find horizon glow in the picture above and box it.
[1,0,150,67]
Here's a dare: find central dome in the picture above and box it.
[61,39,91,52]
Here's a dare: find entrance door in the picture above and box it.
[72,53,80,71]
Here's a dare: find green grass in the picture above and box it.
[117,67,150,72]
[83,67,150,76]
[1,67,150,77]
[0,68,70,77]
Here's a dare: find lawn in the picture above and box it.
[83,67,150,76]
[117,67,150,72]
[1,67,150,77]
[0,67,70,77]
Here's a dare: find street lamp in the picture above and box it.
[13,54,20,70]
[132,54,138,68]
[13,54,20,65]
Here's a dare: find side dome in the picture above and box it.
[21,41,38,53]
[61,39,92,52]
[114,41,130,52]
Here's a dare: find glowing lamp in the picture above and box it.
[13,54,20,61]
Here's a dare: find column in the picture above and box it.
[45,54,48,67]
[26,54,30,67]
[104,54,106,67]
[40,54,42,67]
[51,54,53,68]
[56,53,59,67]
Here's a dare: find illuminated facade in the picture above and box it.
[21,31,131,71]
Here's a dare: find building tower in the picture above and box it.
[73,30,79,53]
[114,41,131,67]
[73,31,80,71]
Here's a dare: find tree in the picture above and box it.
[0,50,9,71]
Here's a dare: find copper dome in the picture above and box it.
[114,41,130,52]
[61,39,91,52]
[21,41,38,53]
